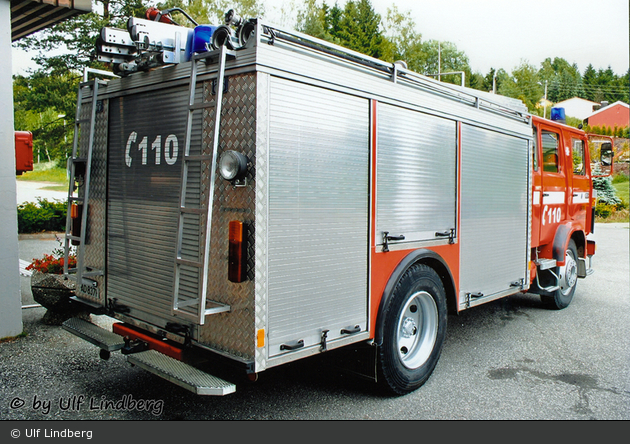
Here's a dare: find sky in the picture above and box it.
[11,0,630,77]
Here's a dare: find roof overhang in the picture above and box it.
[11,0,92,42]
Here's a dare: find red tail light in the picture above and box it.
[71,203,82,246]
[228,221,247,283]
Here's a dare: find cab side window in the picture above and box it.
[572,138,585,175]
[542,131,560,173]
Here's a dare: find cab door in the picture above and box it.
[538,124,568,246]
[568,134,590,231]
[531,126,542,246]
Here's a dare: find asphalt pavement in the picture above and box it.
[3,223,629,421]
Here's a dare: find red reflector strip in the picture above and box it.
[112,323,184,361]
[228,220,246,283]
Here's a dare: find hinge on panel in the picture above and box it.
[320,329,329,352]
[435,228,455,244]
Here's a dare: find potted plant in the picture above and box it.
[27,239,90,325]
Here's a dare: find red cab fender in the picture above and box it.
[552,223,586,266]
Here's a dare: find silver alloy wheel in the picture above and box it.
[396,291,439,369]
[558,248,578,296]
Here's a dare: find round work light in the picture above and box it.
[219,150,248,182]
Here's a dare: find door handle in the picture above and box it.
[382,232,405,252]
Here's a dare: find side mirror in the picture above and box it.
[590,136,614,178]
[600,142,613,166]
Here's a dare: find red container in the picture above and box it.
[15,131,33,175]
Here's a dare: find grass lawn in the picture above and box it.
[16,162,68,189]
[614,180,629,205]
[599,178,630,223]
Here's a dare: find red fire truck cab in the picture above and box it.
[528,115,612,310]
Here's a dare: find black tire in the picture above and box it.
[541,239,579,310]
[378,264,448,395]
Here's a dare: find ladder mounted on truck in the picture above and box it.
[63,69,118,292]
[171,44,234,325]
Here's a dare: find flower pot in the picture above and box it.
[30,271,90,325]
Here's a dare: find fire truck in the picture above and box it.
[60,9,614,395]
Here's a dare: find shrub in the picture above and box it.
[612,171,629,184]
[595,202,614,218]
[592,165,622,207]
[17,198,68,233]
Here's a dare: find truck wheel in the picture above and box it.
[378,264,447,395]
[542,239,579,310]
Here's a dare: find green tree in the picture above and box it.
[13,1,152,162]
[296,0,388,59]
[583,65,629,104]
[481,68,505,93]
[155,0,265,25]
[582,63,599,102]
[335,0,385,58]
[538,58,585,103]
[296,0,335,41]
[499,62,543,111]
[380,5,423,68]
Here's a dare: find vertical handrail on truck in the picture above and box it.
[172,44,232,325]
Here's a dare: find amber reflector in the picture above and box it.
[257,329,265,348]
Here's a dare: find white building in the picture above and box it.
[554,97,600,120]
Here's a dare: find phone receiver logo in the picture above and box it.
[126,131,179,167]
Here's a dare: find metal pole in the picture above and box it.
[438,42,441,82]
[543,80,548,119]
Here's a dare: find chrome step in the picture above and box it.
[62,317,125,352]
[127,350,236,396]
[535,258,557,270]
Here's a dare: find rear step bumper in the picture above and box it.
[61,318,236,396]
[62,317,125,352]
[128,350,236,396]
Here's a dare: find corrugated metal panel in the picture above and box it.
[459,124,529,304]
[107,85,196,322]
[376,104,457,244]
[267,77,369,356]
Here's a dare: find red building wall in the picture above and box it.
[587,102,630,128]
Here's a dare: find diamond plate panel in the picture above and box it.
[76,93,108,305]
[195,73,258,361]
